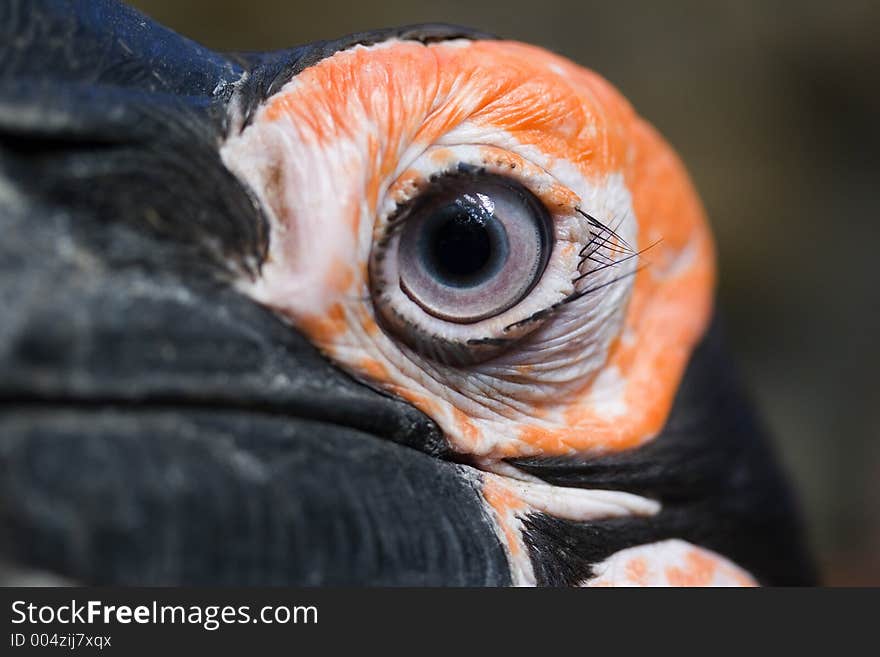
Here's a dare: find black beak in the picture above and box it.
[0,0,509,585]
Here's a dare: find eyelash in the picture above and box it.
[499,208,656,335]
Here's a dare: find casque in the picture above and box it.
[0,0,814,586]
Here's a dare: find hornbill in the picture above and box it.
[0,0,815,586]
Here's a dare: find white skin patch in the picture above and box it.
[583,540,758,587]
[584,366,629,419]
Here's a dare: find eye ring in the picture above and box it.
[369,170,557,363]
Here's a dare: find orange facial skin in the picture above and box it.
[225,38,715,462]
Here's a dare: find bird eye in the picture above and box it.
[395,174,553,323]
[369,172,556,362]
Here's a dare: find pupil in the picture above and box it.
[431,211,492,280]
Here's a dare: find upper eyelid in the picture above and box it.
[377,144,580,229]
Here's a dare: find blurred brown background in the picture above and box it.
[129,0,879,585]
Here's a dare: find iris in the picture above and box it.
[396,174,553,324]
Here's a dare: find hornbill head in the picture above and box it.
[0,0,815,586]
